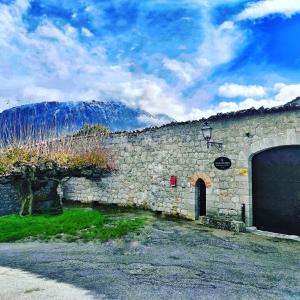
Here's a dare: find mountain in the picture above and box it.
[285,97,300,107]
[0,101,173,145]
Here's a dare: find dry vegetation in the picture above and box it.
[0,145,109,175]
[0,124,111,175]
[0,124,112,216]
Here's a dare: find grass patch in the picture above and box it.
[0,209,145,242]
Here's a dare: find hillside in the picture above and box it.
[0,100,173,144]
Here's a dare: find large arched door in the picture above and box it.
[252,146,300,235]
[196,179,206,219]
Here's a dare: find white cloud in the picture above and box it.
[195,20,244,76]
[118,79,184,118]
[0,0,185,120]
[14,0,30,11]
[237,0,300,20]
[1,0,297,124]
[274,83,300,102]
[85,6,95,13]
[273,82,286,91]
[185,107,215,120]
[138,114,172,126]
[163,58,197,83]
[81,27,94,37]
[185,82,300,120]
[23,86,64,101]
[219,20,235,30]
[218,83,266,98]
[161,18,246,94]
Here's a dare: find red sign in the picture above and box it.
[170,176,177,187]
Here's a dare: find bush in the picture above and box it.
[75,124,110,137]
[0,147,34,174]
[67,150,108,169]
[0,144,109,175]
[45,148,108,169]
[0,160,7,174]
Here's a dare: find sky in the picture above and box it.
[1,0,300,121]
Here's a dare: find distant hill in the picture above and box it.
[0,101,173,145]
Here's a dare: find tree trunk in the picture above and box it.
[15,168,63,216]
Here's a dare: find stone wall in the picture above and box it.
[61,175,113,204]
[1,105,299,224]
[61,109,300,226]
[0,178,62,216]
[0,179,19,216]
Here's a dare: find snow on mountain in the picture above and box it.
[0,100,174,144]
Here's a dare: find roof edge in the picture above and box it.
[109,98,300,136]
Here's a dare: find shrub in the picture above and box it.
[75,124,110,137]
[67,150,108,169]
[44,148,108,169]
[0,125,112,217]
[0,148,31,174]
[0,143,109,174]
[0,160,7,174]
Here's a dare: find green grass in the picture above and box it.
[0,209,145,242]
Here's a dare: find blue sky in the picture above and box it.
[1,0,300,120]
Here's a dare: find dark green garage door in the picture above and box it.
[252,146,300,235]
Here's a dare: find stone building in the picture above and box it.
[63,100,300,236]
[1,100,300,235]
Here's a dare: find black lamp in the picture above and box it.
[201,121,223,150]
[201,122,212,141]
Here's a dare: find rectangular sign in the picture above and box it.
[170,176,177,187]
[239,168,248,176]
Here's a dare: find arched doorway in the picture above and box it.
[195,179,206,219]
[252,146,300,235]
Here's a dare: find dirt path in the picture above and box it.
[0,211,299,299]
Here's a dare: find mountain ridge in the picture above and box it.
[0,100,173,145]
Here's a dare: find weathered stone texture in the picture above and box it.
[62,110,300,225]
[1,109,299,223]
[0,181,19,216]
[0,178,62,216]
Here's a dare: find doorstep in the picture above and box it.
[196,216,246,233]
[246,227,300,241]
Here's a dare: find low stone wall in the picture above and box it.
[198,216,246,232]
[60,173,126,206]
[0,165,110,217]
[0,178,62,216]
[0,179,19,216]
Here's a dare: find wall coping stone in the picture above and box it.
[108,98,300,136]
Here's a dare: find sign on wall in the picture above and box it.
[214,157,232,170]
[239,168,248,176]
[170,176,177,187]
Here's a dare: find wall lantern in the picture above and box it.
[170,176,177,187]
[201,121,223,151]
